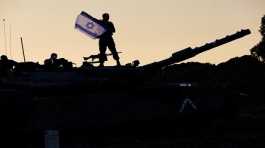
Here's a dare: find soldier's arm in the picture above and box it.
[111,22,116,33]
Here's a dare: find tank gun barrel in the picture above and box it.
[142,29,251,69]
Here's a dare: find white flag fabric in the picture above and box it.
[75,11,106,39]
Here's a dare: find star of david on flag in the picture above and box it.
[75,11,106,39]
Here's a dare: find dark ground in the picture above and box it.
[1,55,265,148]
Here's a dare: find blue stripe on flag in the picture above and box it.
[80,11,99,24]
[75,23,98,38]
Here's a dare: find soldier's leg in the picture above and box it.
[99,39,107,66]
[108,37,120,66]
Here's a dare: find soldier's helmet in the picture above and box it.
[51,53,58,59]
[102,13,109,21]
[0,55,8,61]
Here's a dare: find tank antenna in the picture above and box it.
[3,18,7,55]
[20,37,26,62]
[9,24,12,58]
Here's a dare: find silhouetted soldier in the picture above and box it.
[44,53,73,70]
[98,13,121,67]
[44,53,59,65]
[44,53,60,70]
[0,55,17,76]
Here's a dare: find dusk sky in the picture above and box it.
[0,0,264,66]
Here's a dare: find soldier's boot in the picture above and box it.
[116,60,121,66]
[99,62,104,67]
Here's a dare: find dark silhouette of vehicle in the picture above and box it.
[0,29,251,147]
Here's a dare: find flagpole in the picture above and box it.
[3,19,7,55]
[20,37,26,62]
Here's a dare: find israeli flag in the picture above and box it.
[75,11,106,39]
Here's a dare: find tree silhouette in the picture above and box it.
[251,15,265,62]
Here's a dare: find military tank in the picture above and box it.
[1,29,250,90]
[0,29,251,147]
